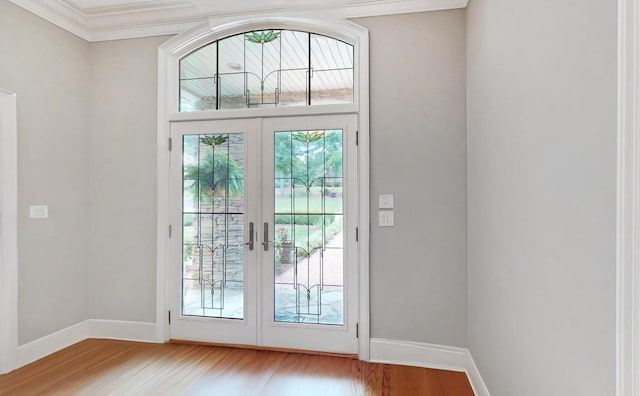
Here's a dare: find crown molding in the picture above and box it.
[8,0,205,41]
[9,0,89,40]
[9,0,468,42]
[342,0,469,18]
[204,0,468,27]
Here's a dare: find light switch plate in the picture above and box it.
[379,194,394,209]
[29,205,48,219]
[379,210,394,227]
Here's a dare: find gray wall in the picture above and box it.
[353,11,467,346]
[2,0,468,350]
[0,0,625,391]
[85,11,469,346]
[0,0,90,344]
[87,36,169,322]
[86,11,469,346]
[466,0,617,395]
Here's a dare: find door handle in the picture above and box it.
[262,222,269,251]
[245,222,254,250]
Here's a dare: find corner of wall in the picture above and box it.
[369,338,490,395]
[14,319,160,371]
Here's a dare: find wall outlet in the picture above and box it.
[29,205,48,219]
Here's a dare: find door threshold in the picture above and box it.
[168,339,359,360]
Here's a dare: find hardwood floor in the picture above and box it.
[0,340,474,395]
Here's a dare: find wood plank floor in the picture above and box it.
[0,339,474,395]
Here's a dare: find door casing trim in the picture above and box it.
[157,17,370,359]
[0,90,18,374]
[617,0,640,394]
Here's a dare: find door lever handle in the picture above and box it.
[262,222,269,251]
[245,222,254,250]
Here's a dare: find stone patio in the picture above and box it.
[182,231,344,325]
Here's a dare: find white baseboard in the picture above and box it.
[15,319,159,370]
[369,338,490,396]
[14,326,489,396]
[88,319,158,343]
[17,321,89,368]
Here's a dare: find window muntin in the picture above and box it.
[179,30,354,112]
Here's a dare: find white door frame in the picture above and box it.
[167,115,359,354]
[0,89,18,374]
[617,0,640,395]
[157,17,370,359]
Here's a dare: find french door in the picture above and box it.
[168,114,358,354]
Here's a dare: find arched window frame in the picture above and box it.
[156,17,370,359]
[178,28,356,111]
[161,18,367,120]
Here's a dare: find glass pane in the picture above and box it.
[218,73,246,109]
[281,30,309,69]
[279,31,309,107]
[180,43,217,111]
[310,34,354,105]
[279,70,308,107]
[323,129,343,214]
[311,35,353,70]
[311,69,353,105]
[218,34,246,109]
[246,71,277,108]
[180,79,216,111]
[245,30,281,107]
[180,43,216,79]
[273,129,344,325]
[182,133,245,319]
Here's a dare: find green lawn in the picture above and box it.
[274,195,343,261]
[274,216,343,266]
[274,196,342,214]
[182,194,344,264]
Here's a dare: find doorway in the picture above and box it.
[168,114,358,354]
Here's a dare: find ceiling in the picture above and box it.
[8,0,468,42]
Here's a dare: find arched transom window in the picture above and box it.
[179,29,354,111]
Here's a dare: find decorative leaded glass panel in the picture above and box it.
[182,133,245,319]
[273,129,344,325]
[178,30,353,111]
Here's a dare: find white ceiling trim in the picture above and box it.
[204,0,470,27]
[67,1,191,16]
[9,0,88,40]
[9,0,468,42]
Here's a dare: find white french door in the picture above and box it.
[168,114,358,354]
